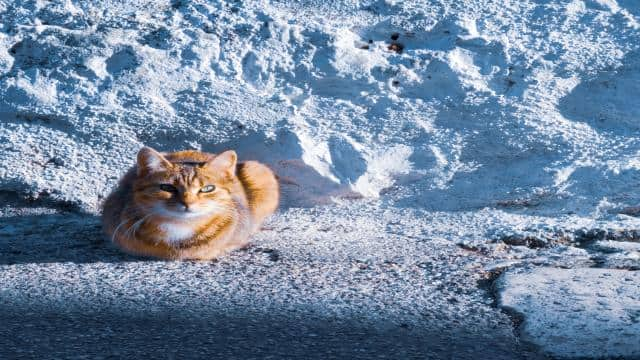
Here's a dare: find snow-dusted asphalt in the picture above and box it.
[0,203,542,359]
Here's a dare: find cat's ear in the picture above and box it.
[137,147,172,176]
[206,150,237,175]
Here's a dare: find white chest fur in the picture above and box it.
[158,222,195,244]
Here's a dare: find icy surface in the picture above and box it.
[498,267,640,358]
[1,0,640,358]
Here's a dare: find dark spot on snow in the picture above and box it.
[388,43,403,53]
[574,228,640,243]
[46,157,65,167]
[338,192,364,200]
[368,39,373,44]
[390,32,400,41]
[254,247,280,261]
[9,43,18,54]
[355,260,370,270]
[392,80,400,86]
[456,242,484,254]
[589,255,608,268]
[499,235,549,249]
[360,44,370,50]
[140,27,172,50]
[268,251,280,262]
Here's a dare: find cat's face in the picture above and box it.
[132,147,237,220]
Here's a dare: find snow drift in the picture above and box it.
[0,0,638,221]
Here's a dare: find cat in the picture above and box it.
[102,147,279,260]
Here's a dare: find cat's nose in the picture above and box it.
[176,201,191,212]
[179,193,196,211]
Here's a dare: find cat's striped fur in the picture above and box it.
[102,147,278,260]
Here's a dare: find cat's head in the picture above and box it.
[132,147,238,220]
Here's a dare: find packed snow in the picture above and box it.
[498,267,640,358]
[0,0,639,358]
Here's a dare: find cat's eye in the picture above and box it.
[159,184,177,193]
[200,185,216,193]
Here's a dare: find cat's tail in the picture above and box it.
[236,161,279,229]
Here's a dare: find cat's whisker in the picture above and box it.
[123,212,156,242]
[111,218,130,244]
[112,207,159,244]
[111,211,147,244]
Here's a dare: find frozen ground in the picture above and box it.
[0,0,639,358]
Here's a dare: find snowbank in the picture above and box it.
[0,0,638,224]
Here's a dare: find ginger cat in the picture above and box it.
[102,147,279,260]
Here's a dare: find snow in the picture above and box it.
[497,267,640,358]
[0,0,639,357]
[0,0,638,217]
